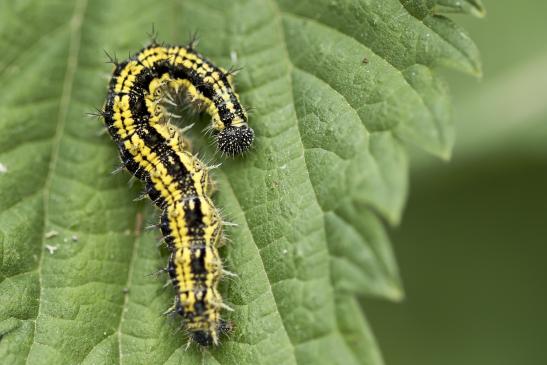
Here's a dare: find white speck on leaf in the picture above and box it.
[45,245,58,254]
[230,50,238,64]
[0,163,7,174]
[45,230,59,239]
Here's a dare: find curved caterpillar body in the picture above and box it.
[101,41,239,346]
[108,42,253,156]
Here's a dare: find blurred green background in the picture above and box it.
[363,1,547,364]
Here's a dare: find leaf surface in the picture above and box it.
[0,0,480,364]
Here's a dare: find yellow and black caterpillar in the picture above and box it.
[107,41,253,156]
[99,40,244,346]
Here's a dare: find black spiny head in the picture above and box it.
[217,125,254,156]
[191,330,214,347]
[190,320,233,347]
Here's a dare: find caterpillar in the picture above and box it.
[99,39,240,346]
[106,40,253,156]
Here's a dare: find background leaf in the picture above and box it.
[0,0,480,364]
[363,1,547,364]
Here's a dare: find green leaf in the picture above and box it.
[0,0,481,364]
[401,0,486,18]
[434,0,486,17]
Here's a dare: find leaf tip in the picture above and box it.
[438,144,453,161]
[384,282,405,302]
[470,1,487,18]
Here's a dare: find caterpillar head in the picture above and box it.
[217,125,254,156]
[191,319,233,347]
[191,330,216,347]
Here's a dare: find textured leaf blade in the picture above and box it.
[0,0,481,364]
